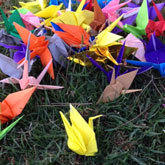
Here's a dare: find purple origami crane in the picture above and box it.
[145,34,165,64]
[0,42,27,62]
[126,34,165,76]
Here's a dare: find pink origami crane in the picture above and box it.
[121,34,145,62]
[20,11,41,31]
[0,59,64,90]
[102,0,132,27]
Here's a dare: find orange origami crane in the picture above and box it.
[0,87,35,124]
[13,22,54,79]
[52,22,90,48]
[90,0,106,32]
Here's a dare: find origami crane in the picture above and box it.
[13,22,54,79]
[20,11,41,31]
[80,0,93,10]
[97,0,112,8]
[97,68,141,103]
[68,35,138,67]
[0,36,63,90]
[146,0,165,39]
[91,15,123,65]
[93,15,123,47]
[120,5,139,18]
[49,0,65,6]
[67,39,136,67]
[126,1,165,20]
[0,59,63,90]
[117,6,139,32]
[0,29,20,46]
[114,1,165,34]
[0,53,23,79]
[16,0,47,14]
[0,87,35,124]
[123,0,149,38]
[51,0,94,32]
[102,0,132,27]
[126,34,165,76]
[126,60,165,76]
[48,34,70,67]
[52,22,90,48]
[89,0,106,32]
[60,104,102,156]
[0,8,25,38]
[121,34,145,62]
[0,26,47,63]
[11,8,29,15]
[108,43,137,60]
[0,116,23,140]
[87,54,113,81]
[87,42,126,82]
[148,1,165,20]
[35,4,62,27]
[49,0,71,8]
[0,42,26,62]
[144,34,165,64]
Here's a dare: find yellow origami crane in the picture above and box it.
[35,4,63,26]
[51,0,94,31]
[16,0,47,14]
[67,50,107,66]
[90,15,124,65]
[67,42,137,66]
[60,104,102,156]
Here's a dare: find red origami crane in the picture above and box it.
[146,0,165,39]
[13,22,55,79]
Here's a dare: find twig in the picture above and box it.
[134,76,153,104]
[37,103,92,107]
[152,79,163,97]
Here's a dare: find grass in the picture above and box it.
[0,0,165,164]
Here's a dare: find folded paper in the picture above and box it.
[60,104,102,156]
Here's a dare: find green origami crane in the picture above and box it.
[123,0,149,39]
[11,8,29,15]
[0,116,23,140]
[0,8,25,38]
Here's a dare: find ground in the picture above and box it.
[0,0,165,164]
